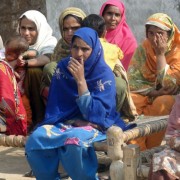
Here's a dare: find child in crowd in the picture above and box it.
[4,35,38,131]
[0,35,29,135]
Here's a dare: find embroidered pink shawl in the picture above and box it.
[100,0,137,70]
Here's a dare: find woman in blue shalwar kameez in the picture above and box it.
[25,27,135,180]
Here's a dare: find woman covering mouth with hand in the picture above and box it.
[25,27,135,180]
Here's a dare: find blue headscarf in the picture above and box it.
[41,27,133,130]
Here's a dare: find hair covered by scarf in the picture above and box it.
[51,7,86,62]
[145,13,180,52]
[128,13,180,93]
[143,13,180,82]
[100,0,137,70]
[18,10,57,55]
[41,27,133,130]
[59,7,86,37]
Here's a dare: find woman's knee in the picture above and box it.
[148,95,175,115]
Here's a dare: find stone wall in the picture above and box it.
[46,0,180,43]
[0,0,180,45]
[0,0,46,44]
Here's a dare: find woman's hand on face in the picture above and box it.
[67,57,85,83]
[153,34,168,56]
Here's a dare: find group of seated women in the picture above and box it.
[0,0,179,179]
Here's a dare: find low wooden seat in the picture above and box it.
[0,115,168,180]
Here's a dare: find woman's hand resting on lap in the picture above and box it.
[148,85,179,97]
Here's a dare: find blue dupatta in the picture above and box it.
[25,28,135,154]
[40,27,132,130]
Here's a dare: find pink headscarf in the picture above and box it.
[100,0,137,70]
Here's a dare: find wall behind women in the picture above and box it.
[0,0,46,44]
[46,0,180,44]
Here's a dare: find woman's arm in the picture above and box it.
[68,57,117,128]
[148,34,179,96]
[25,55,50,67]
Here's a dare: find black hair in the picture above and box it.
[5,34,29,53]
[82,14,106,37]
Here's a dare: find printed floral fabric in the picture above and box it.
[0,60,27,135]
[152,136,180,179]
[25,122,106,151]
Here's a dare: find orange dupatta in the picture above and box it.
[128,13,180,95]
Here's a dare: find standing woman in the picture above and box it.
[40,7,86,103]
[25,28,135,180]
[128,13,180,151]
[100,0,137,70]
[17,10,57,125]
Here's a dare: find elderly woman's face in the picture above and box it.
[71,37,92,62]
[19,17,38,45]
[147,25,169,45]
[63,16,81,44]
[102,5,121,30]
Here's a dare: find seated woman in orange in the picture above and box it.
[128,13,180,151]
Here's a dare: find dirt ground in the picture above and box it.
[0,146,109,180]
[0,146,35,180]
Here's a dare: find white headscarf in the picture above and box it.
[19,10,57,55]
